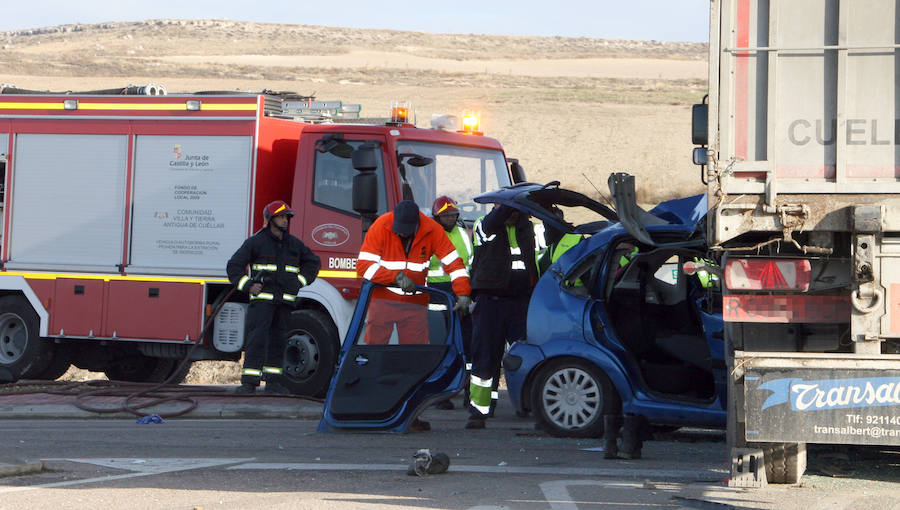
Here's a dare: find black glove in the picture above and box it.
[452,295,472,315]
[394,272,417,293]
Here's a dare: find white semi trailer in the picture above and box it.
[694,0,900,486]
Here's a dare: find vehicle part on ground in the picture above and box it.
[531,358,620,438]
[0,295,52,379]
[281,310,339,397]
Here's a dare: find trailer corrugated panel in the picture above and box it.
[716,0,900,193]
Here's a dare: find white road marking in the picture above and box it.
[0,458,253,494]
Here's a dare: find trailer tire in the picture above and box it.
[280,309,339,398]
[104,355,176,383]
[531,358,620,438]
[0,295,52,380]
[764,442,806,484]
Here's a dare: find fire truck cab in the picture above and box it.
[0,87,516,395]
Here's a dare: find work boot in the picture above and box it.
[620,414,643,460]
[603,414,621,459]
[409,418,431,432]
[465,416,486,430]
[264,382,290,395]
[234,383,257,395]
[434,399,455,410]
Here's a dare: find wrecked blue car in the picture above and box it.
[481,177,726,437]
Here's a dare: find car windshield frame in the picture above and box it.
[394,141,512,225]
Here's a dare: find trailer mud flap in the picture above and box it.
[745,368,900,445]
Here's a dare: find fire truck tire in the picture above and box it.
[281,309,339,398]
[104,355,176,383]
[0,295,53,380]
[31,345,72,381]
[531,358,620,438]
[763,442,806,484]
[166,361,192,385]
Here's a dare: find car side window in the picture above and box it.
[313,140,388,216]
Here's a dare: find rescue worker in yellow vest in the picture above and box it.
[427,196,474,410]
[466,205,540,429]
[226,201,321,394]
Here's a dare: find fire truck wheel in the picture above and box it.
[31,345,72,381]
[0,295,53,380]
[531,358,621,438]
[104,355,176,383]
[281,310,339,398]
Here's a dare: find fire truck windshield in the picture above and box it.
[395,141,511,226]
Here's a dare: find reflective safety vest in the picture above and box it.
[550,233,582,264]
[358,210,471,305]
[693,257,720,289]
[428,224,473,284]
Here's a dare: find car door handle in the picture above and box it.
[355,355,369,365]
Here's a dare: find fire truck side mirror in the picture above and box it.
[353,172,379,234]
[352,144,380,172]
[509,158,526,183]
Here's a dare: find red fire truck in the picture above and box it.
[0,87,520,396]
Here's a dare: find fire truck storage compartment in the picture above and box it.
[105,280,203,341]
[7,134,127,269]
[128,135,252,274]
[50,278,104,337]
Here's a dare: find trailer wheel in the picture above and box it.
[104,355,176,383]
[763,442,806,484]
[531,358,620,438]
[281,310,339,398]
[0,295,52,379]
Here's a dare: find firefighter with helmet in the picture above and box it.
[226,200,321,394]
[427,196,474,410]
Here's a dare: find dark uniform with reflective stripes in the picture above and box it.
[467,205,539,423]
[226,227,320,387]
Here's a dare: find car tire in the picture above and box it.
[280,309,339,398]
[531,358,620,438]
[0,295,53,380]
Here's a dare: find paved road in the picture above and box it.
[1,391,899,509]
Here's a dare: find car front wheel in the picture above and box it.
[531,358,620,438]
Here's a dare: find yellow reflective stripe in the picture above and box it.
[262,366,283,374]
[237,275,250,291]
[62,102,257,111]
[0,102,66,110]
[1,271,228,284]
[251,292,275,300]
[251,264,278,271]
[298,274,308,287]
[283,294,296,301]
[284,265,300,273]
[317,270,356,279]
[242,368,263,376]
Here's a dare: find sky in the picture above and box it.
[2,0,711,42]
